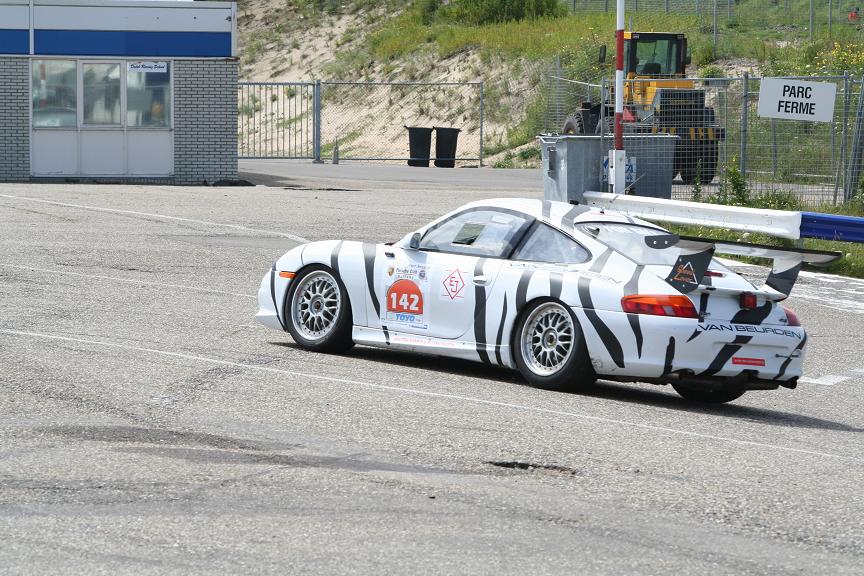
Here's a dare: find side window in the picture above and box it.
[512,223,590,264]
[419,209,531,258]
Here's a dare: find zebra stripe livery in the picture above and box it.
[257,198,811,396]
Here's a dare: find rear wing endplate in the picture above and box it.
[650,234,841,297]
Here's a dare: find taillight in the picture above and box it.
[704,270,725,278]
[783,307,801,326]
[740,292,758,310]
[621,294,698,318]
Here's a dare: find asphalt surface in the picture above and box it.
[1,179,863,575]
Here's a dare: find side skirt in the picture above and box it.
[352,326,515,368]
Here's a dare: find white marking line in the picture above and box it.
[853,369,864,375]
[799,375,851,386]
[1,328,861,464]
[0,263,255,299]
[0,193,310,244]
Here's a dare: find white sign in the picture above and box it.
[601,156,636,185]
[757,78,836,123]
[127,61,168,74]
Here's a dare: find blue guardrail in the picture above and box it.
[800,212,864,243]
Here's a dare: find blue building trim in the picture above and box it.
[0,30,29,55]
[34,30,232,57]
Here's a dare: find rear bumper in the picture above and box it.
[575,308,806,383]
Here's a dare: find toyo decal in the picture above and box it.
[442,269,466,300]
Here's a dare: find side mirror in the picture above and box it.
[408,232,422,250]
[598,45,607,64]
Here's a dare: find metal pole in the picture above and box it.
[838,72,850,203]
[771,118,778,177]
[713,0,718,59]
[665,0,668,13]
[829,0,833,36]
[479,82,484,167]
[809,0,814,42]
[844,77,864,202]
[313,79,322,163]
[611,0,626,194]
[740,72,749,179]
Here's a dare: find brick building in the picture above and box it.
[0,0,238,184]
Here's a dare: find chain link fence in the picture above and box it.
[541,72,864,207]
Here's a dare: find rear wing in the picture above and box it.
[653,234,841,298]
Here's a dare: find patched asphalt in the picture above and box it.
[1,179,863,575]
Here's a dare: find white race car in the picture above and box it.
[256,198,838,403]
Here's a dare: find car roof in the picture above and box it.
[459,198,663,232]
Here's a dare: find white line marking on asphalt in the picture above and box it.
[852,368,864,375]
[0,263,256,299]
[0,193,310,243]
[2,328,862,464]
[799,375,851,386]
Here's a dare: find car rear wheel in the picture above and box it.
[513,299,595,391]
[671,384,745,404]
[286,265,354,353]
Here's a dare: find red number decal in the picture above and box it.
[386,279,424,313]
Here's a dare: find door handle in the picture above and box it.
[473,275,489,286]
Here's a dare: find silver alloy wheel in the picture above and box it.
[520,302,575,376]
[291,270,342,341]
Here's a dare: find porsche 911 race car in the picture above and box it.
[256,198,838,403]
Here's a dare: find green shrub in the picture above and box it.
[440,0,566,26]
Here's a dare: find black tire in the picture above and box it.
[671,384,746,404]
[562,115,585,135]
[285,264,354,353]
[512,299,596,392]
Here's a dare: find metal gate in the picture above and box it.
[238,82,316,159]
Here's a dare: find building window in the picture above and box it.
[82,63,121,125]
[31,60,77,128]
[127,63,171,128]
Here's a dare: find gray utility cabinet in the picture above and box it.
[539,134,677,203]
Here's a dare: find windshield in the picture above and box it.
[577,223,680,266]
[630,38,681,75]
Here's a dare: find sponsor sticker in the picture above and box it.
[383,264,428,329]
[672,261,698,285]
[697,323,802,339]
[732,357,766,367]
[441,269,466,300]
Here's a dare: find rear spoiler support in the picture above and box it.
[650,234,841,297]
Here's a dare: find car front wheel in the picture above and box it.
[286,265,354,353]
[512,299,595,392]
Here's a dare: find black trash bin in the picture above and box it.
[405,126,433,167]
[434,127,461,168]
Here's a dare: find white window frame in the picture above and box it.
[30,57,175,132]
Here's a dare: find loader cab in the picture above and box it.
[623,32,689,78]
[622,32,693,111]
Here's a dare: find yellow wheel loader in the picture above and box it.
[563,32,725,185]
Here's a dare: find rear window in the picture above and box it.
[577,222,680,266]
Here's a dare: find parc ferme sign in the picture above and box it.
[757,78,836,123]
